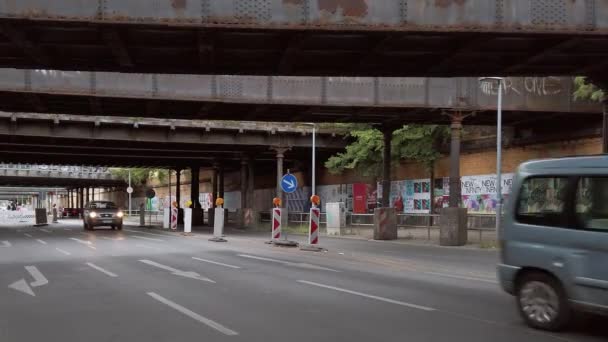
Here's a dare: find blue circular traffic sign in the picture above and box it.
[281,174,298,193]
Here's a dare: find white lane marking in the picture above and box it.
[102,236,125,241]
[70,237,92,245]
[86,262,117,277]
[147,292,238,336]
[36,239,47,245]
[40,229,51,233]
[130,235,164,242]
[423,271,498,284]
[139,259,215,283]
[1,240,11,248]
[26,266,48,287]
[237,254,339,272]
[136,243,161,251]
[63,228,70,231]
[8,279,35,296]
[297,280,435,312]
[55,248,71,256]
[192,257,241,269]
[87,245,97,250]
[24,233,32,238]
[126,229,168,237]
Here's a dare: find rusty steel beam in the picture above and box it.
[0,23,49,65]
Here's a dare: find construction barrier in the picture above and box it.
[271,208,282,241]
[308,207,320,245]
[170,208,178,231]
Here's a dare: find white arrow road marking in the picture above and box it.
[40,229,51,233]
[70,237,92,245]
[8,279,35,297]
[36,239,47,245]
[147,292,238,336]
[86,263,117,277]
[237,254,340,272]
[130,235,164,242]
[26,266,48,287]
[55,248,71,256]
[297,280,435,311]
[24,233,32,238]
[192,257,241,269]
[139,259,214,283]
[1,241,11,248]
[8,266,49,297]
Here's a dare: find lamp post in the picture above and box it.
[479,77,504,237]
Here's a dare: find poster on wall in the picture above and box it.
[460,173,514,213]
[403,179,431,214]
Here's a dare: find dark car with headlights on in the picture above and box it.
[83,201,124,230]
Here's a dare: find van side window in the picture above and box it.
[516,177,569,227]
[576,177,608,231]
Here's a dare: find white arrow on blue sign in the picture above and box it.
[281,174,298,193]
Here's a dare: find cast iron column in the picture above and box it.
[240,158,248,209]
[381,126,393,208]
[448,113,464,208]
[191,166,201,209]
[175,168,181,207]
[247,156,255,209]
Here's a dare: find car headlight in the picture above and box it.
[89,211,97,218]
[116,211,124,218]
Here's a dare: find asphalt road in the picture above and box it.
[0,220,606,342]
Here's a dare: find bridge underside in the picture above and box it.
[0,91,600,128]
[1,21,607,79]
[0,176,125,188]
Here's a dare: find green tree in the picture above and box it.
[110,168,169,186]
[573,77,605,102]
[325,125,449,177]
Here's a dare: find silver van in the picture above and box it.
[499,156,608,331]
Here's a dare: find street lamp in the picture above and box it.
[478,76,505,237]
[303,123,317,198]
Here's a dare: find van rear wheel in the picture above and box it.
[516,272,571,331]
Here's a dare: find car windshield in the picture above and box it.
[89,202,117,209]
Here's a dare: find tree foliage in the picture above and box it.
[325,125,449,177]
[110,168,169,186]
[573,77,605,102]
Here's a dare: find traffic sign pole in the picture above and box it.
[128,170,132,217]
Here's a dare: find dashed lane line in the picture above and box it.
[36,239,47,245]
[147,292,238,336]
[24,233,32,238]
[297,280,435,312]
[86,262,117,277]
[192,257,241,269]
[55,248,71,256]
[130,235,165,242]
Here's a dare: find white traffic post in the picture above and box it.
[184,208,192,234]
[162,208,170,229]
[210,204,227,242]
[170,207,178,231]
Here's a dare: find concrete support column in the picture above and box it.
[85,187,89,205]
[440,112,469,246]
[381,126,393,208]
[68,190,72,208]
[91,187,95,201]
